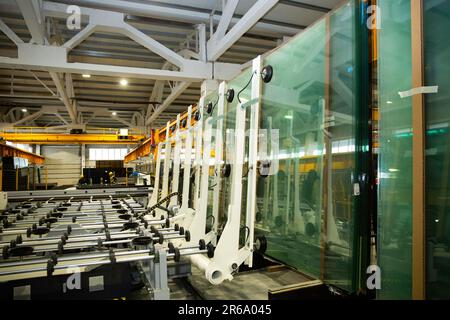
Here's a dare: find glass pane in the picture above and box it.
[377,0,413,299]
[257,18,326,279]
[254,0,365,292]
[424,1,450,300]
[220,68,252,246]
[204,90,220,233]
[325,1,358,291]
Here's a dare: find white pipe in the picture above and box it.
[190,255,227,285]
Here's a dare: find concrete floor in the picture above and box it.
[128,265,310,300]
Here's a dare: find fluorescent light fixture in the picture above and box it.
[387,101,393,104]
[119,79,128,86]
[112,112,117,116]
[21,108,27,112]
[284,115,293,119]
[388,168,399,172]
[82,74,91,78]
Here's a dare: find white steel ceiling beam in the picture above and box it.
[207,0,279,61]
[16,0,47,45]
[55,112,69,125]
[212,0,240,41]
[0,53,212,82]
[49,71,77,123]
[63,23,97,50]
[0,18,24,45]
[16,0,78,124]
[43,0,300,36]
[147,81,191,125]
[46,1,186,68]
[13,110,44,126]
[145,48,200,123]
[113,114,132,127]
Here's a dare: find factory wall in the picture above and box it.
[41,145,82,186]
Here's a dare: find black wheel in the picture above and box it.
[199,239,206,250]
[206,243,215,258]
[226,89,235,103]
[158,233,164,244]
[206,101,213,115]
[255,235,267,254]
[261,65,273,83]
[2,245,9,259]
[221,163,231,178]
[174,247,180,262]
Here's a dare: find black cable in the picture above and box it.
[206,96,220,115]
[240,225,250,245]
[237,72,255,104]
[209,183,217,190]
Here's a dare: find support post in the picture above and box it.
[15,167,19,191]
[244,56,263,266]
[148,249,170,300]
[211,82,227,233]
[411,0,425,300]
[45,166,48,190]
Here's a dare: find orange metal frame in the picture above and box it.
[124,105,198,163]
[0,143,45,164]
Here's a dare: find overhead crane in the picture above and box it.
[0,132,146,145]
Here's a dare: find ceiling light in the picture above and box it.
[120,79,128,86]
[284,115,293,119]
[387,101,393,104]
[22,108,27,112]
[82,74,91,78]
[112,112,117,116]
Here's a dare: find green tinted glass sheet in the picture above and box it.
[377,0,413,299]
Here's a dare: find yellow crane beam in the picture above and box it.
[0,133,146,145]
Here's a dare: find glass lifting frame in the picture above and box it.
[188,56,264,283]
[193,98,205,211]
[172,106,196,226]
[147,122,172,219]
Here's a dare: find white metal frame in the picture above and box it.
[193,98,205,211]
[210,82,227,234]
[168,115,181,209]
[147,142,163,209]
